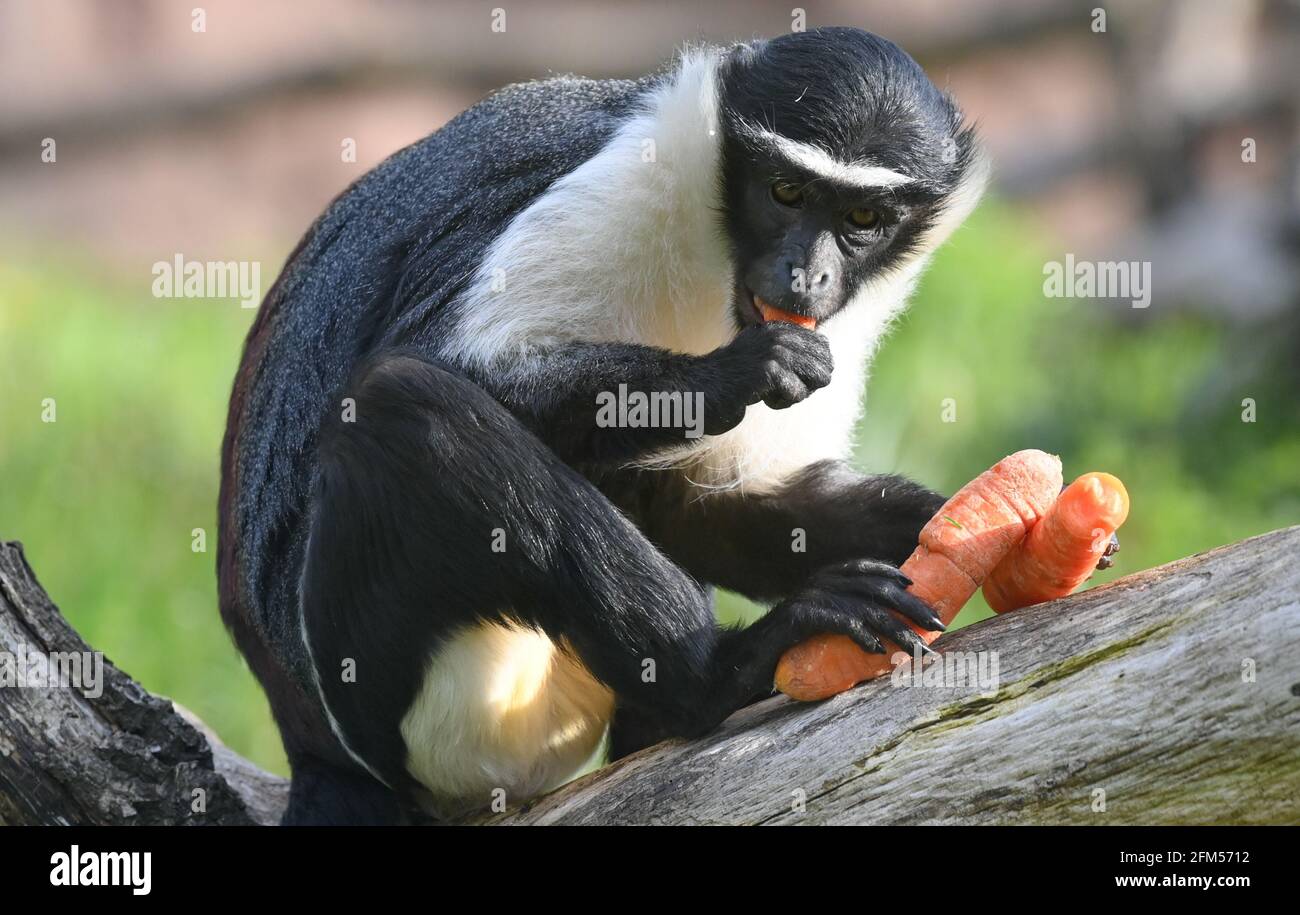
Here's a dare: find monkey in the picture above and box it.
[218,27,993,825]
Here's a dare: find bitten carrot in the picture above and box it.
[982,472,1129,613]
[775,449,1063,701]
[755,295,818,330]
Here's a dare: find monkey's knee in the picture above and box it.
[324,349,494,442]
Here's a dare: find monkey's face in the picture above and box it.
[723,150,945,329]
[717,27,980,331]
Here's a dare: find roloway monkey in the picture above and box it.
[219,27,997,824]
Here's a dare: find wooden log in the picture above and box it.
[481,526,1300,825]
[2,527,1296,826]
[0,542,285,825]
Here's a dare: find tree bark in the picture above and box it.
[2,527,1297,826]
[0,543,286,825]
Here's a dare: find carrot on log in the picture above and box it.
[775,449,1063,701]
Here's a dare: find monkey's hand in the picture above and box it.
[698,322,833,434]
[765,559,945,660]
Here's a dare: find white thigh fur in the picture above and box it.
[402,622,613,812]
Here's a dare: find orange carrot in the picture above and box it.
[983,472,1129,613]
[755,295,818,330]
[774,449,1063,701]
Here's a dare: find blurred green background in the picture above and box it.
[2,202,1296,776]
[1,1,1297,779]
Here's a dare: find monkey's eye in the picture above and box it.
[847,208,881,229]
[771,182,803,206]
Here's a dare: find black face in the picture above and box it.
[723,149,950,327]
[717,28,979,329]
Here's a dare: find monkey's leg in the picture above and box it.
[300,350,925,795]
[281,756,406,826]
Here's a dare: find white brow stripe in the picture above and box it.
[756,130,915,189]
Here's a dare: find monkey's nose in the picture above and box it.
[782,262,833,291]
[779,263,835,314]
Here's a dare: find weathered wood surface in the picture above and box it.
[2,527,1297,825]
[483,526,1300,825]
[0,543,285,825]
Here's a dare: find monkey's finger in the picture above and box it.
[837,621,888,657]
[785,351,833,390]
[761,365,809,409]
[858,603,935,656]
[702,400,747,436]
[878,582,947,632]
[796,592,886,655]
[761,324,833,386]
[818,558,911,587]
[816,573,945,632]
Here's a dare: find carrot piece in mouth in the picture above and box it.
[754,295,817,330]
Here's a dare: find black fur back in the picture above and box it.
[220,75,647,732]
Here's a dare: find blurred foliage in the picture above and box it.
[2,201,1297,775]
[0,249,284,773]
[718,205,1300,627]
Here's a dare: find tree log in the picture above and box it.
[2,527,1297,826]
[0,543,286,825]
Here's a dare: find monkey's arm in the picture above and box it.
[639,460,948,604]
[472,322,832,466]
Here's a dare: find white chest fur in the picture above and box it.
[446,52,733,366]
[638,272,920,491]
[444,51,919,492]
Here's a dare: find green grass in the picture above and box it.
[2,202,1296,774]
[0,248,286,773]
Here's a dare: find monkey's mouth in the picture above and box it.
[741,289,818,331]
